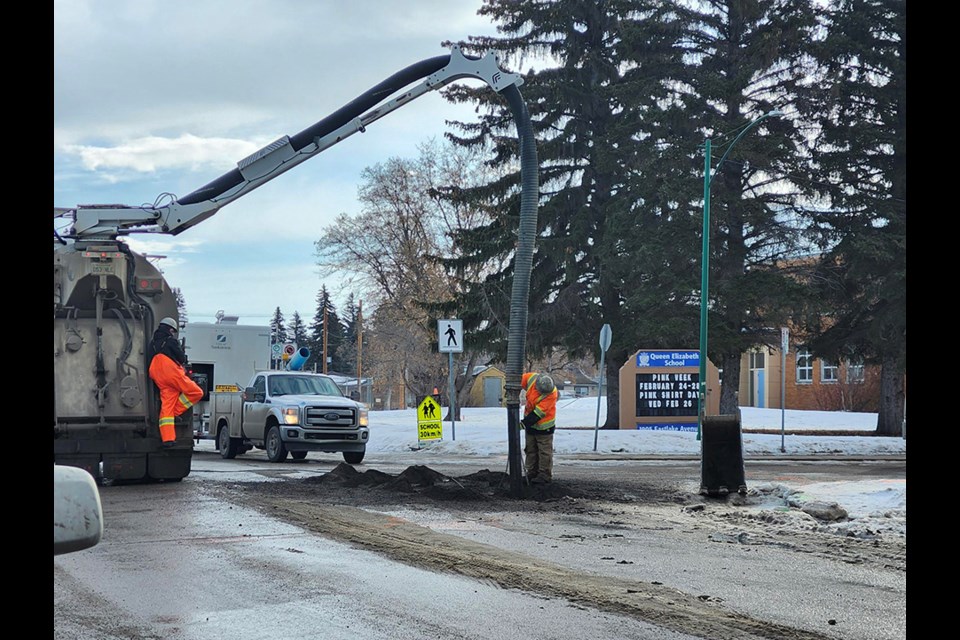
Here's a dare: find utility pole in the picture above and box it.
[323,305,328,374]
[356,300,363,402]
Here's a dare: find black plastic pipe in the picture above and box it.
[501,83,539,497]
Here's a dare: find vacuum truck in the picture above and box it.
[53,46,523,482]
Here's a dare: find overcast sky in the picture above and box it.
[54,0,502,325]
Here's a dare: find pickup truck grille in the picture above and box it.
[304,406,356,428]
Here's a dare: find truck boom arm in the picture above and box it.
[56,46,522,240]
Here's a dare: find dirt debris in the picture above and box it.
[215,462,904,639]
[244,462,905,573]
[298,462,680,507]
[226,466,843,640]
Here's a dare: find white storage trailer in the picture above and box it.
[182,322,272,440]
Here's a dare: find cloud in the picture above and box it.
[63,134,265,173]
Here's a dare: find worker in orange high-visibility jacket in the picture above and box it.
[148,317,203,448]
[520,372,558,484]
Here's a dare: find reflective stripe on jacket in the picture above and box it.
[521,372,557,431]
[149,353,204,442]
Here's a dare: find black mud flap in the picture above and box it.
[148,449,192,481]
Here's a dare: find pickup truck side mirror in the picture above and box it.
[54,465,103,555]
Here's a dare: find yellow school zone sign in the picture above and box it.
[417,395,442,441]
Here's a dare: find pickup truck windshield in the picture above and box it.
[269,375,344,397]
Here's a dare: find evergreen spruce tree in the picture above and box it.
[289,311,309,354]
[173,288,188,326]
[443,0,816,423]
[269,307,287,370]
[441,0,694,427]
[796,0,905,434]
[309,286,345,373]
[662,0,821,414]
[339,293,360,377]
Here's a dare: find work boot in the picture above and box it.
[530,475,548,485]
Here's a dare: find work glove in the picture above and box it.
[521,412,540,429]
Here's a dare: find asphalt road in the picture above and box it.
[54,448,906,640]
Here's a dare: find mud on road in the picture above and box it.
[211,463,905,640]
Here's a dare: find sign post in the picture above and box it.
[271,343,282,369]
[438,319,463,441]
[593,324,612,452]
[780,327,789,453]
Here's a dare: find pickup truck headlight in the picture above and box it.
[359,407,368,427]
[282,407,300,425]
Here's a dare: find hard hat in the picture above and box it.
[159,317,178,331]
[535,374,554,394]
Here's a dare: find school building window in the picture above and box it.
[846,358,865,383]
[796,348,813,384]
[821,359,838,384]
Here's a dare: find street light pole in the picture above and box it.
[698,110,782,441]
[698,138,712,441]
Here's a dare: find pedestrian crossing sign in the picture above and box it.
[438,319,463,353]
[417,395,442,441]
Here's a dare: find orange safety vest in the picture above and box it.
[149,353,203,443]
[521,372,557,431]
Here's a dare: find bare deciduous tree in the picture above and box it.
[315,140,500,415]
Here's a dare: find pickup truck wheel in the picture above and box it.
[218,425,239,459]
[343,451,365,465]
[290,451,308,460]
[265,425,288,462]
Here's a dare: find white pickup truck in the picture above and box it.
[210,370,369,463]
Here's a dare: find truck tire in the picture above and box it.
[265,425,288,462]
[218,424,239,459]
[343,450,365,465]
[291,451,308,460]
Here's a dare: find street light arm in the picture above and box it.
[708,110,782,186]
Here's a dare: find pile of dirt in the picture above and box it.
[278,463,691,513]
[303,463,575,502]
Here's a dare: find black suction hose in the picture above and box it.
[501,83,539,497]
[176,53,539,496]
[178,56,452,206]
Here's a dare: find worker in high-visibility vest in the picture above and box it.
[520,372,558,484]
[148,317,203,448]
